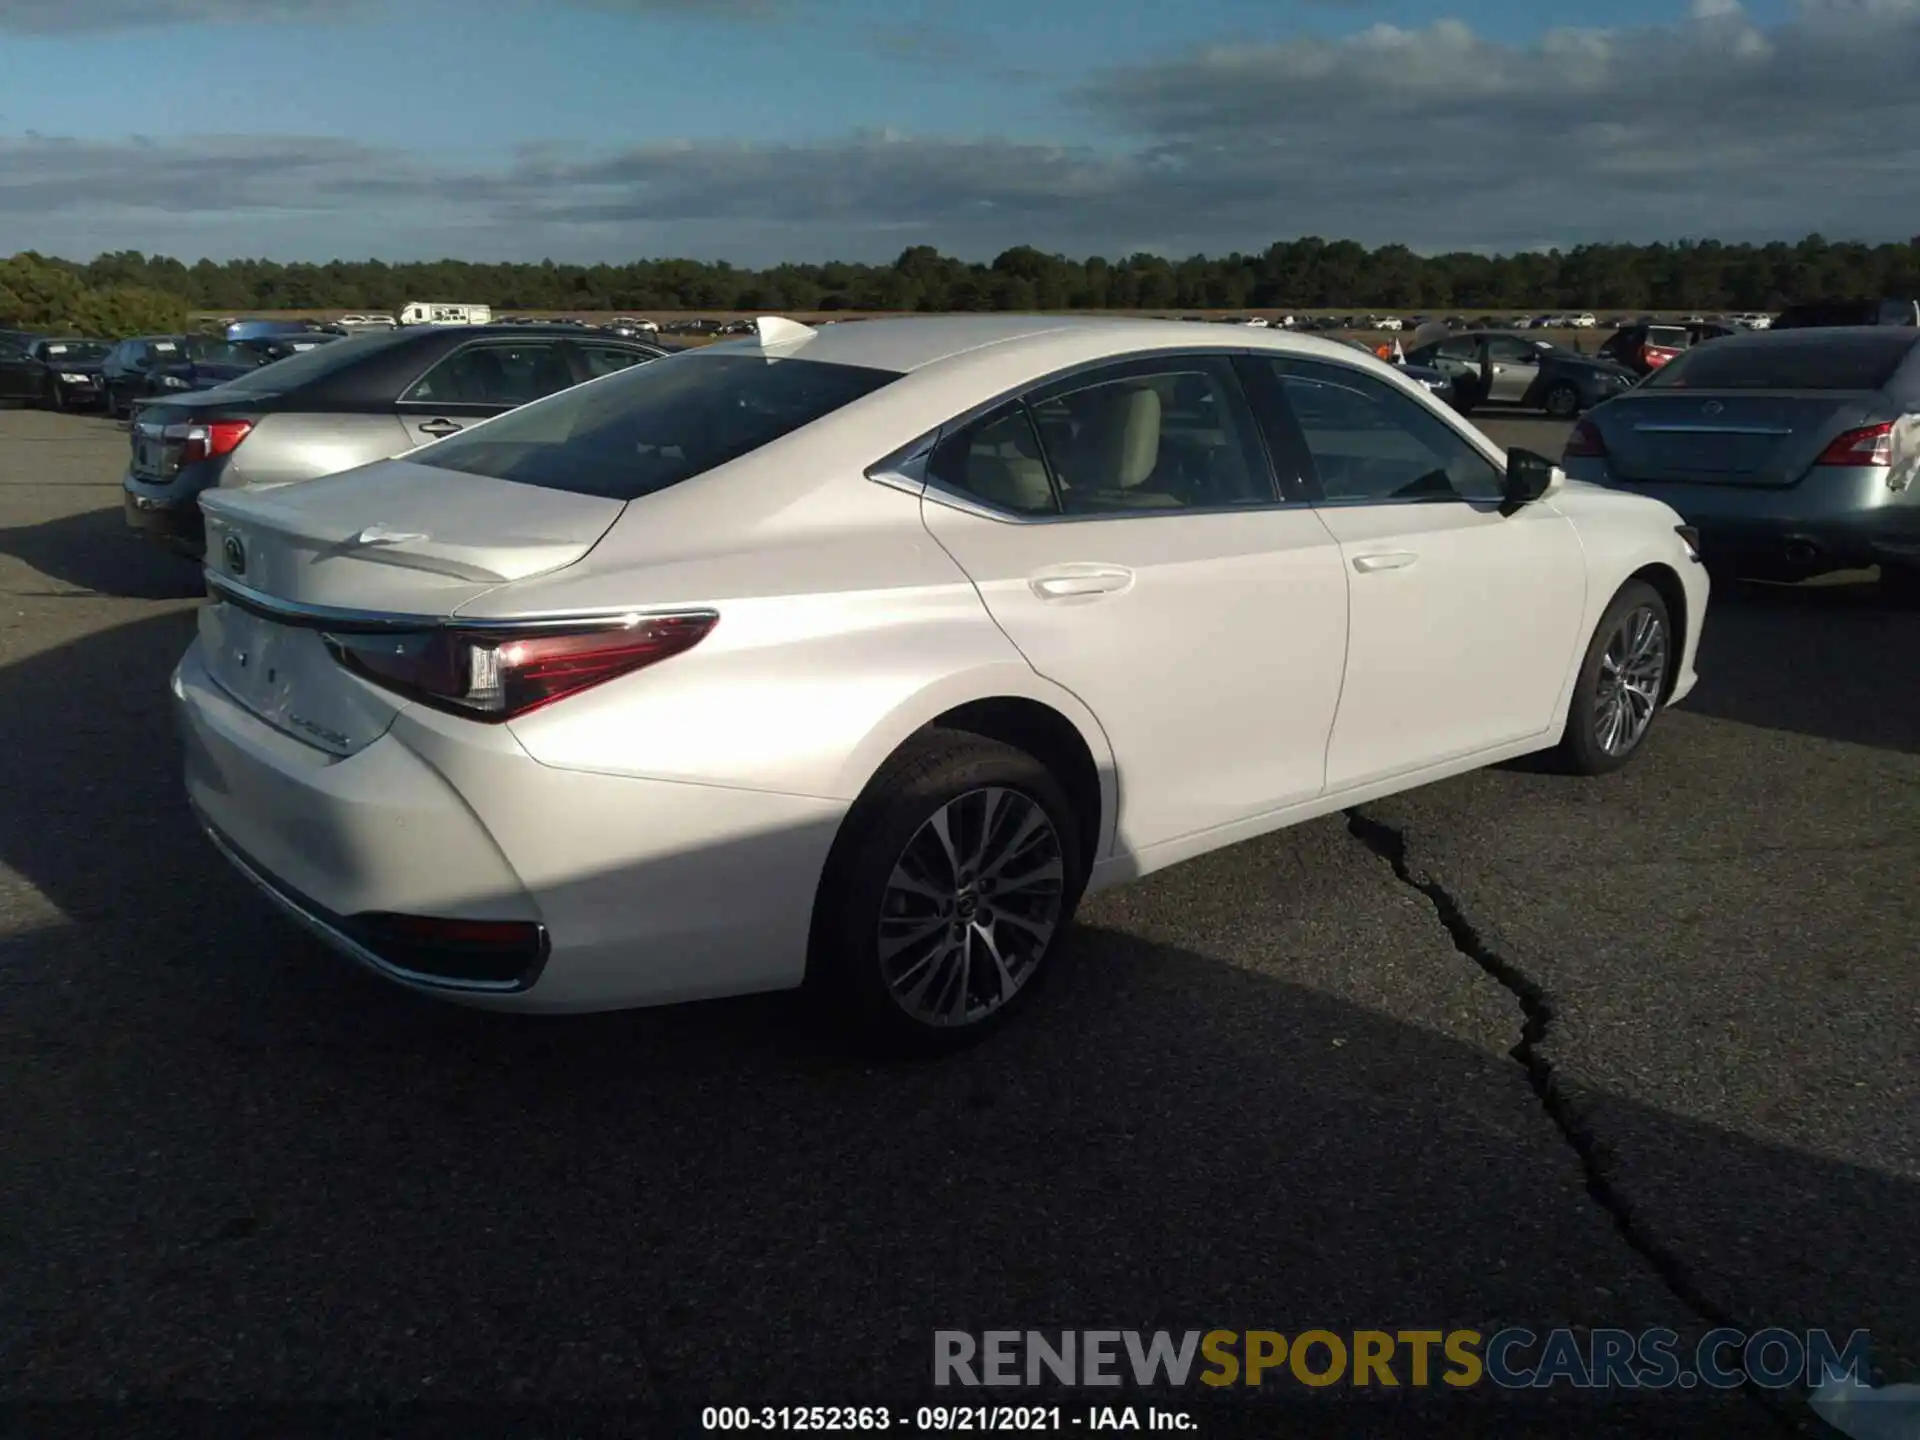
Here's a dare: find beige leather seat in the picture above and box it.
[1065,385,1173,508]
[963,418,1055,513]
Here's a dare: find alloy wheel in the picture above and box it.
[1594,605,1668,756]
[876,786,1065,1027]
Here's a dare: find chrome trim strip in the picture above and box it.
[197,813,533,995]
[203,570,716,635]
[1631,423,1793,436]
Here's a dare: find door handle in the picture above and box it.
[417,418,462,437]
[1352,551,1417,573]
[1029,566,1133,600]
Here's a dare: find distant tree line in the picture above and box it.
[1,254,186,335]
[8,235,1920,323]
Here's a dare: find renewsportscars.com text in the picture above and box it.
[934,1328,1871,1391]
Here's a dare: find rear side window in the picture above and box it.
[1642,334,1914,391]
[214,328,413,394]
[412,351,901,500]
[577,343,658,379]
[1646,327,1689,349]
[929,404,1058,516]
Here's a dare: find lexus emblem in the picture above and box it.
[1701,401,1724,417]
[223,534,246,575]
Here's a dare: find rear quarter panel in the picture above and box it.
[220,411,414,488]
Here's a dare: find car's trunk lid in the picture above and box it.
[1591,390,1885,487]
[194,459,627,754]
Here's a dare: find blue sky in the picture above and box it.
[0,0,1909,265]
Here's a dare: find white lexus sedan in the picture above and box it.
[177,315,1708,1052]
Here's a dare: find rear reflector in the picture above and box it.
[1564,418,1606,458]
[1815,422,1893,468]
[325,612,718,722]
[345,913,548,986]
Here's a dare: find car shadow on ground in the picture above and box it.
[1,611,1915,1435]
[0,504,203,602]
[1679,574,1920,755]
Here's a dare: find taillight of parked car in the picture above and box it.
[167,419,253,465]
[1564,418,1607,458]
[1640,345,1680,370]
[1815,422,1893,468]
[324,613,718,722]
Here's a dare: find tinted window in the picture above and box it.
[36,340,109,361]
[577,343,658,379]
[1878,300,1919,326]
[186,338,260,365]
[1434,338,1478,360]
[401,341,574,406]
[1026,360,1271,513]
[413,351,900,501]
[1486,336,1539,364]
[213,328,414,394]
[1774,301,1876,329]
[1266,358,1503,504]
[1646,327,1689,349]
[1642,334,1914,391]
[929,404,1057,516]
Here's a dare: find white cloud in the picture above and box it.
[1,2,1917,262]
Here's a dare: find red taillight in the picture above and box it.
[1640,345,1679,369]
[165,419,252,465]
[1564,418,1607,458]
[324,612,717,721]
[1815,422,1893,468]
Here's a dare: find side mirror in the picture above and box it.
[1501,447,1560,516]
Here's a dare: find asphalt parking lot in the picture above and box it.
[0,408,1914,1437]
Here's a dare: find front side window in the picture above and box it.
[1025,359,1272,514]
[402,341,575,406]
[1486,336,1539,364]
[1265,358,1503,504]
[413,351,901,501]
[928,404,1058,516]
[577,343,658,379]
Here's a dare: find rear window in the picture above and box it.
[1641,334,1914,391]
[412,351,902,500]
[1646,327,1689,349]
[213,328,413,393]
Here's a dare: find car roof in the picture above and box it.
[1687,325,1920,352]
[695,313,1407,375]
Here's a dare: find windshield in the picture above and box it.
[1642,334,1913,391]
[413,351,902,500]
[212,328,412,393]
[185,338,263,366]
[37,339,109,362]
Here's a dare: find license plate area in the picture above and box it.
[197,599,394,756]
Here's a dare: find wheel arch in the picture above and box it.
[1624,560,1690,703]
[828,667,1118,872]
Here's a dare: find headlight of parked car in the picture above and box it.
[159,375,191,389]
[59,372,90,384]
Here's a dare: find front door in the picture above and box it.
[1485,335,1543,404]
[1253,355,1588,790]
[918,353,1350,857]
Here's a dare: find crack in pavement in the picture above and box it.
[1343,807,1812,1432]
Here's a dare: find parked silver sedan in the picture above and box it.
[1561,327,1920,587]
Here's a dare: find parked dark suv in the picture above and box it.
[123,324,665,555]
[1772,299,1920,330]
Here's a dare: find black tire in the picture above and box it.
[807,728,1086,1057]
[1543,381,1581,418]
[1556,579,1674,777]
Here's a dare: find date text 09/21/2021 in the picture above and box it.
[701,1405,1192,1431]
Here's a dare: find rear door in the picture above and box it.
[918,352,1351,854]
[392,337,576,447]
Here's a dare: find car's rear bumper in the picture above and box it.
[124,470,209,556]
[173,638,846,1013]
[1559,462,1920,573]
